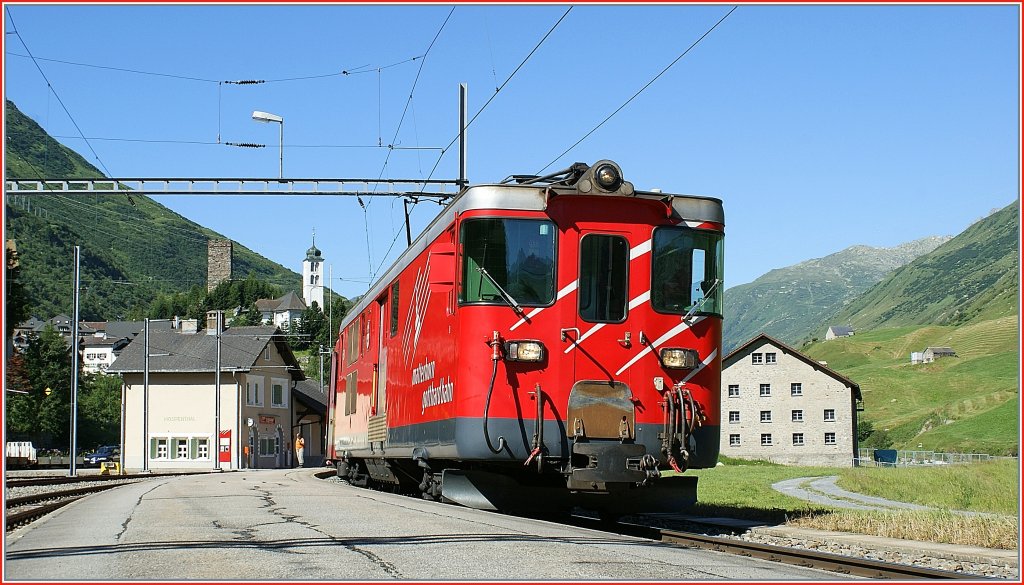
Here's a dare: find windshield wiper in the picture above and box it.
[683,278,721,321]
[476,267,525,316]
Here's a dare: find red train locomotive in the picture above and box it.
[327,160,724,516]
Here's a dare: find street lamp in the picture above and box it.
[252,110,284,178]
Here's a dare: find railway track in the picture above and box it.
[568,516,980,580]
[318,472,993,579]
[6,471,193,489]
[5,483,133,532]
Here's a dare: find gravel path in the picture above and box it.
[773,475,1007,517]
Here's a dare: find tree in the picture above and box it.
[856,420,875,443]
[15,326,73,448]
[5,242,30,338]
[77,373,122,449]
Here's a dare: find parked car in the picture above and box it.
[83,445,120,466]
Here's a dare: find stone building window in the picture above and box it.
[729,434,740,447]
[728,384,739,397]
[765,352,777,364]
[792,433,804,446]
[751,353,763,364]
[760,410,772,423]
[825,432,836,445]
[824,409,836,422]
[791,383,803,396]
[792,409,803,422]
[728,411,740,423]
[760,433,772,446]
[759,383,771,397]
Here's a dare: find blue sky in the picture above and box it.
[3,4,1020,300]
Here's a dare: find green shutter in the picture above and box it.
[189,438,198,459]
[150,438,158,459]
[170,440,177,459]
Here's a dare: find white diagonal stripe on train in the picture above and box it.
[614,315,706,376]
[680,348,718,384]
[510,280,577,331]
[401,267,425,360]
[630,238,652,259]
[411,264,430,359]
[564,290,651,354]
[510,239,651,332]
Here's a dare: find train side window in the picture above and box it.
[578,234,628,323]
[344,371,358,415]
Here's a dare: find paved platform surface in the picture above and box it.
[4,469,843,581]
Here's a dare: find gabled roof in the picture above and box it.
[255,291,307,313]
[723,333,861,400]
[276,291,307,311]
[924,347,956,353]
[293,379,327,413]
[108,325,303,380]
[15,316,45,331]
[827,325,854,336]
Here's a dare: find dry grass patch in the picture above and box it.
[789,509,1019,550]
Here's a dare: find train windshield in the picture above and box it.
[651,226,724,316]
[461,218,557,306]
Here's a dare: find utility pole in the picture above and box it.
[318,344,325,395]
[143,318,150,473]
[68,246,81,477]
[214,310,222,471]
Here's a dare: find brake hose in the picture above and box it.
[483,357,507,454]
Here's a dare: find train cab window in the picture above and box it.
[651,226,724,316]
[578,234,628,323]
[390,282,400,337]
[460,218,556,306]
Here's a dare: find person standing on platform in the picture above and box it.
[294,432,305,467]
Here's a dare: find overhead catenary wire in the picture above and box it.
[364,6,456,285]
[370,7,572,280]
[4,51,423,85]
[413,7,572,199]
[5,8,121,190]
[536,5,738,175]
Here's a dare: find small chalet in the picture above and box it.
[255,291,308,330]
[922,347,956,363]
[825,326,854,340]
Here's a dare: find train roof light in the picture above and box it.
[575,160,635,196]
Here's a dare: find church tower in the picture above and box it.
[302,233,325,310]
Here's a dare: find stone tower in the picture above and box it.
[207,239,233,292]
[302,234,324,309]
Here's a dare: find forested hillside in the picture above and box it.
[5,100,303,320]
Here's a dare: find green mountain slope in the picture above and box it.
[4,100,302,320]
[802,316,1018,455]
[723,237,949,352]
[825,200,1019,330]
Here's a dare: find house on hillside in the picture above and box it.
[922,347,956,363]
[256,291,307,330]
[721,333,862,467]
[108,312,309,471]
[825,325,854,340]
[81,336,130,374]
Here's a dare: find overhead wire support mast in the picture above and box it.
[5,178,463,199]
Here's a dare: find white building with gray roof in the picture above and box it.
[108,315,316,471]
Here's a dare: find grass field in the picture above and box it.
[800,315,1019,455]
[690,458,1020,549]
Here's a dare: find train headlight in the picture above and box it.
[504,340,546,362]
[660,348,700,370]
[594,163,622,191]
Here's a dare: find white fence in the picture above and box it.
[856,448,1013,467]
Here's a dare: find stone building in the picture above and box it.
[721,333,862,467]
[207,239,233,292]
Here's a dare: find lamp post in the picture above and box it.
[252,110,284,178]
